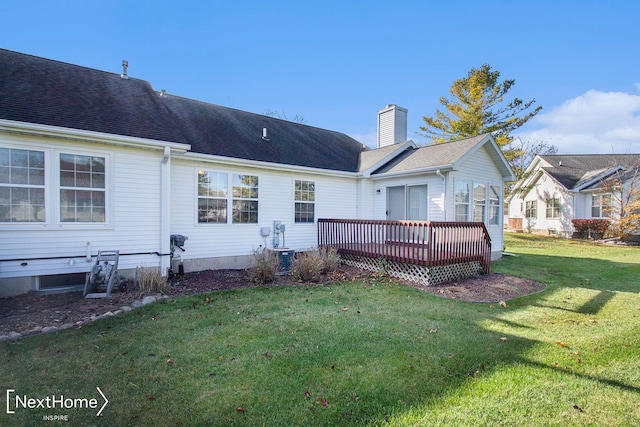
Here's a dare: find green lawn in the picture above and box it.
[1,234,639,426]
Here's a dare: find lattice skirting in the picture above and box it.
[340,254,482,286]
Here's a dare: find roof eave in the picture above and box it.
[180,151,358,177]
[359,140,417,177]
[0,119,191,153]
[369,165,454,180]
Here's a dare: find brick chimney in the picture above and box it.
[377,104,407,148]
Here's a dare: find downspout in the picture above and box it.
[160,146,171,276]
[436,169,447,219]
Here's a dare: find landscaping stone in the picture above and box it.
[25,327,42,336]
[42,326,58,334]
[0,335,9,342]
[9,332,22,339]
[120,306,133,312]
[141,296,157,306]
[131,300,143,309]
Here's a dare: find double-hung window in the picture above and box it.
[488,185,501,225]
[545,197,560,219]
[294,180,315,223]
[473,183,486,222]
[59,154,106,222]
[591,194,612,218]
[0,148,45,223]
[232,174,258,223]
[454,180,470,222]
[197,171,228,223]
[525,200,537,219]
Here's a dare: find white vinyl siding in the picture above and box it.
[171,159,357,261]
[0,138,166,279]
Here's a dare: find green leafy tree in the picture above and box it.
[420,64,542,160]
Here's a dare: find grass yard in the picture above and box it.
[1,234,639,426]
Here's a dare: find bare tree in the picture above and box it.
[263,109,307,124]
[508,137,558,181]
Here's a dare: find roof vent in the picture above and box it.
[262,128,270,141]
[121,60,129,79]
[160,89,167,97]
[559,161,563,166]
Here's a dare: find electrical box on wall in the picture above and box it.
[273,220,282,234]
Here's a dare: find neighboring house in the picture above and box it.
[0,48,515,296]
[506,154,640,236]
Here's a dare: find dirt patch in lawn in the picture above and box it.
[0,268,545,336]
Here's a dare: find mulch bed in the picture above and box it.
[0,267,545,336]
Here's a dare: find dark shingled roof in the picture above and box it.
[0,48,188,144]
[0,48,366,172]
[160,95,366,171]
[538,154,640,190]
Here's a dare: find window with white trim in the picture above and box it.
[197,171,228,223]
[473,183,486,222]
[591,194,612,218]
[545,197,560,218]
[454,180,470,222]
[232,174,258,223]
[59,153,106,222]
[294,180,315,223]
[488,185,501,225]
[525,200,537,219]
[0,148,45,222]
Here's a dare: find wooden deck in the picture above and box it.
[318,219,492,284]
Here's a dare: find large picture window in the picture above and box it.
[232,174,258,223]
[0,148,45,222]
[197,171,228,223]
[294,180,315,223]
[454,180,470,222]
[59,154,106,222]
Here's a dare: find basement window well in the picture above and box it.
[37,273,86,292]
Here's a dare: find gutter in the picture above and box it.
[0,119,191,153]
[368,165,455,180]
[180,152,358,178]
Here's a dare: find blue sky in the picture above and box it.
[3,0,639,154]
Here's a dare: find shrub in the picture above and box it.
[136,265,167,293]
[249,249,279,284]
[318,246,341,273]
[292,251,323,282]
[293,246,342,283]
[571,219,611,239]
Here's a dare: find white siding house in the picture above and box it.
[0,49,515,296]
[507,154,640,236]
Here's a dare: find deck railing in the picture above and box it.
[318,219,492,274]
